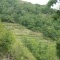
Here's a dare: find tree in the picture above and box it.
[47,0,57,7]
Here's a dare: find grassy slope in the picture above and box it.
[3,22,58,60]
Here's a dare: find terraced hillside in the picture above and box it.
[3,22,58,60]
[3,22,52,41]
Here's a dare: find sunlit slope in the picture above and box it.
[3,22,37,60]
[3,22,50,40]
[3,22,58,60]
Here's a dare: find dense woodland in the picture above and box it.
[0,0,60,60]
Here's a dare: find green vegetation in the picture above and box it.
[0,22,15,60]
[0,0,60,41]
[22,37,57,60]
[3,22,58,60]
[0,0,60,60]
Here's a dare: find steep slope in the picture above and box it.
[3,22,58,60]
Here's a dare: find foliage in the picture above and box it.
[21,36,58,60]
[47,0,57,7]
[11,40,37,60]
[0,0,58,41]
[0,0,60,60]
[0,23,15,57]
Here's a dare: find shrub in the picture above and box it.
[0,23,15,58]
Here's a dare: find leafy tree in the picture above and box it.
[47,0,57,7]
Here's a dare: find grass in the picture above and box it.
[2,22,59,60]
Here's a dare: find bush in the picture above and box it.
[0,23,15,57]
[22,36,58,60]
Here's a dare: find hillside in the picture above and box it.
[0,0,60,60]
[2,22,58,60]
[3,22,51,41]
[1,0,60,41]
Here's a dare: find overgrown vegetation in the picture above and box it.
[21,36,57,60]
[0,0,60,41]
[3,22,58,60]
[0,0,60,60]
[0,22,15,60]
